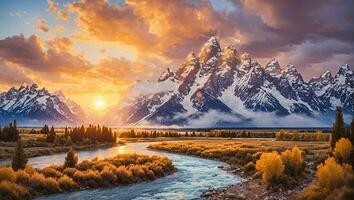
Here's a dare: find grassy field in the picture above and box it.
[149,138,329,167]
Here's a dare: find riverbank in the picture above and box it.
[0,153,176,200]
[148,138,329,199]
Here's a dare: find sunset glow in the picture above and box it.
[93,98,106,110]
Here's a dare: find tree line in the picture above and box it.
[0,120,19,142]
[67,125,117,143]
[119,130,180,138]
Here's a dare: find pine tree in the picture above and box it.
[41,124,49,134]
[331,107,344,149]
[64,127,69,139]
[64,147,78,168]
[11,137,27,171]
[46,126,56,143]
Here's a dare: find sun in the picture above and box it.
[93,98,106,110]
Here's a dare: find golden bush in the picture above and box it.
[41,167,62,178]
[0,181,31,200]
[116,166,133,184]
[0,153,175,199]
[297,157,354,200]
[58,175,78,191]
[100,166,117,186]
[24,164,36,175]
[62,167,76,177]
[28,172,60,194]
[334,138,353,162]
[256,151,284,185]
[281,146,303,176]
[15,169,30,185]
[0,167,15,182]
[317,157,346,190]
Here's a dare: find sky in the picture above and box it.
[0,0,353,111]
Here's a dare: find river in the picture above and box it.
[3,142,243,200]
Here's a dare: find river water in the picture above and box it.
[3,142,243,200]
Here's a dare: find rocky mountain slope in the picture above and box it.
[105,37,353,127]
[0,84,84,126]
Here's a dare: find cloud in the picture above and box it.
[0,60,33,85]
[237,0,354,56]
[47,0,69,20]
[0,34,90,74]
[67,0,227,59]
[37,18,49,32]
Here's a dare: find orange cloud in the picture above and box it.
[47,0,69,20]
[37,18,49,32]
[67,0,225,58]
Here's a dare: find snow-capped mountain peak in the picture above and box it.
[265,59,282,77]
[158,67,174,82]
[0,84,84,125]
[104,37,353,127]
[337,64,353,77]
[198,36,221,62]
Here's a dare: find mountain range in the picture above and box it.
[0,37,353,127]
[0,84,84,126]
[103,37,353,127]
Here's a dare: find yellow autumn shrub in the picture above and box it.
[317,157,349,191]
[256,151,284,185]
[0,181,31,200]
[281,146,303,176]
[334,138,353,162]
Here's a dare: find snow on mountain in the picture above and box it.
[106,36,353,127]
[0,84,84,126]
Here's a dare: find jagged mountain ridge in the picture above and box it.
[0,84,84,125]
[106,36,354,127]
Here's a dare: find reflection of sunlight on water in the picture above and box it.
[117,145,127,154]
